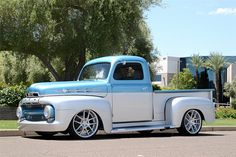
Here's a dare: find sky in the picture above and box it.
[145,0,236,57]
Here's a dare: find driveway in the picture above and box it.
[0,131,236,157]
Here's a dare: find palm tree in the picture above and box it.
[205,52,226,103]
[191,53,204,88]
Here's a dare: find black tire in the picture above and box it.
[68,110,99,139]
[177,109,202,136]
[60,130,69,135]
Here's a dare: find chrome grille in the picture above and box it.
[27,92,39,97]
[21,104,46,121]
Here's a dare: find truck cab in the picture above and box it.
[17,56,215,139]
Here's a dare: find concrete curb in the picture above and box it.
[1,126,236,137]
[0,130,23,137]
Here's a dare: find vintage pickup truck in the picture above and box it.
[16,56,215,139]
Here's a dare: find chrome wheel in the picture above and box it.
[178,109,202,135]
[70,110,99,139]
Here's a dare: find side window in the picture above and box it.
[113,63,144,80]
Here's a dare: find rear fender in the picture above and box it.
[165,97,215,128]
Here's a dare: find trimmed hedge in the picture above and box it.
[216,107,236,119]
[0,84,27,107]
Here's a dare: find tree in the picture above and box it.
[0,0,161,81]
[205,52,227,103]
[123,22,156,62]
[198,68,209,89]
[224,77,236,109]
[191,53,204,88]
[1,52,28,84]
[169,68,196,90]
[1,52,52,84]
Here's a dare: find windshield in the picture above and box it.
[79,63,111,81]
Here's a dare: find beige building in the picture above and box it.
[227,63,236,83]
[227,63,236,103]
[153,56,180,86]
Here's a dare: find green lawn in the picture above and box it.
[0,119,236,130]
[203,119,236,126]
[0,120,18,129]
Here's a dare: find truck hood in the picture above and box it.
[27,81,108,97]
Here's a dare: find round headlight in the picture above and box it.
[16,107,23,118]
[44,105,54,119]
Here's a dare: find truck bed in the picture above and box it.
[153,89,214,121]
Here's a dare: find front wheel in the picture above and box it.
[69,110,99,139]
[177,109,202,135]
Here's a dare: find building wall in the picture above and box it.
[180,56,236,103]
[159,73,175,86]
[227,63,236,83]
[158,56,180,74]
[154,55,236,100]
[154,56,180,86]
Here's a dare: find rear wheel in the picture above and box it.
[69,110,99,139]
[177,109,202,135]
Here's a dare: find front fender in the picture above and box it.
[38,96,112,133]
[165,97,215,128]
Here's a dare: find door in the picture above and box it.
[112,62,153,122]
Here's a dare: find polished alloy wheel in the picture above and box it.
[71,110,99,138]
[183,110,202,134]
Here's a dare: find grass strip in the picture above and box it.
[0,120,18,129]
[0,119,236,130]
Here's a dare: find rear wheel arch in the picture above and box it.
[96,112,104,130]
[166,97,210,127]
[196,109,205,121]
[179,108,205,122]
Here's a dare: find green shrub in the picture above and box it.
[0,84,27,107]
[224,77,236,109]
[0,82,7,90]
[216,107,236,119]
[231,99,236,109]
[169,68,196,90]
[152,83,161,90]
[161,86,176,90]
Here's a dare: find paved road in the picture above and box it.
[0,131,236,157]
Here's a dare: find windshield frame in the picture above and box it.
[78,62,111,81]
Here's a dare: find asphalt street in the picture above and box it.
[0,131,236,157]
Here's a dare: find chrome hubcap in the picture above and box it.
[184,110,202,134]
[72,110,98,138]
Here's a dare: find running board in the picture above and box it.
[111,125,168,133]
